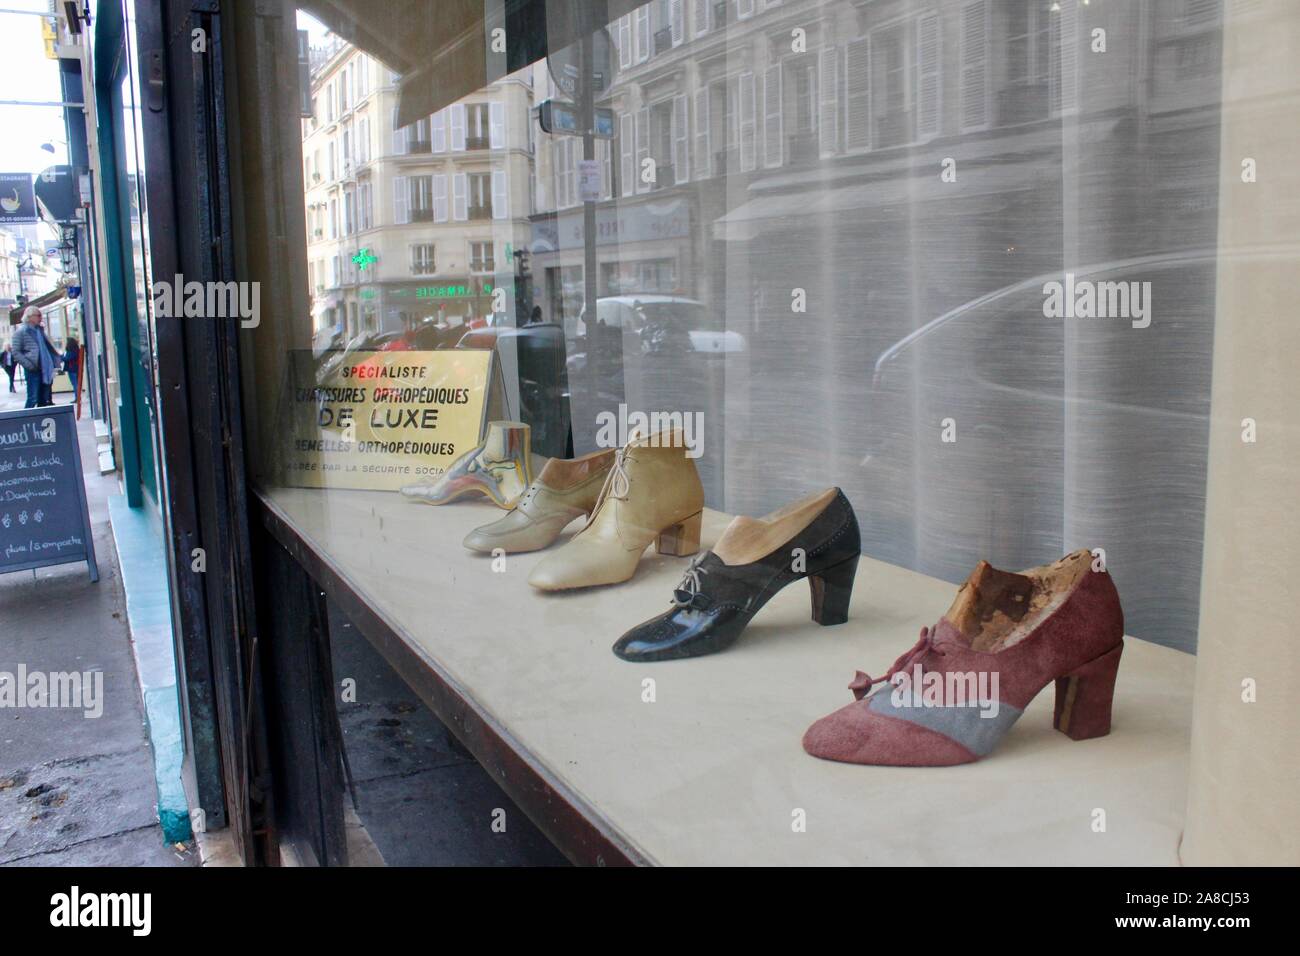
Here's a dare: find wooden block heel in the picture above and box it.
[656,510,703,557]
[1053,642,1123,740]
[808,554,859,626]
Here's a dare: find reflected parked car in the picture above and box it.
[572,295,746,355]
[858,247,1294,651]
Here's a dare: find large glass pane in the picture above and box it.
[225,0,1299,865]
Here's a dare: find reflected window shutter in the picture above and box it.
[432,110,446,152]
[392,107,407,154]
[602,139,613,199]
[567,139,577,207]
[619,15,632,69]
[845,38,870,151]
[453,172,468,220]
[635,7,650,62]
[960,0,989,131]
[557,139,567,207]
[673,94,690,184]
[635,107,650,192]
[553,137,564,204]
[739,71,756,171]
[554,141,564,208]
[568,140,577,206]
[818,46,839,157]
[671,0,684,45]
[763,65,783,168]
[433,174,448,222]
[492,169,508,219]
[738,0,756,20]
[490,101,506,148]
[620,113,634,196]
[693,87,711,178]
[916,13,941,140]
[1051,2,1079,115]
[393,176,409,224]
[694,0,710,36]
[451,104,466,150]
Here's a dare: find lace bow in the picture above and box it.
[671,555,710,609]
[585,433,637,526]
[848,625,947,700]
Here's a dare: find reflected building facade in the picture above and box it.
[302,36,537,344]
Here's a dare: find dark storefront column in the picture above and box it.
[122,0,283,863]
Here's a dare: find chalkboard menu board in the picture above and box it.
[0,404,98,582]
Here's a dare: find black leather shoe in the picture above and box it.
[612,488,861,662]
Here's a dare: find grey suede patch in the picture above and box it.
[868,686,1024,756]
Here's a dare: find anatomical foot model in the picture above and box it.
[400,420,532,509]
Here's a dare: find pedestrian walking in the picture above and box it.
[1,342,16,392]
[10,306,60,408]
[63,335,81,400]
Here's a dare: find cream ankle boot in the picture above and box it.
[463,448,616,554]
[527,430,704,591]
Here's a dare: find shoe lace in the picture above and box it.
[585,433,638,524]
[671,555,709,608]
[848,624,947,701]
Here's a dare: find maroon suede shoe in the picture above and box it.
[802,550,1124,767]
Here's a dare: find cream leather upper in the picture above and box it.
[528,432,704,590]
[463,450,614,553]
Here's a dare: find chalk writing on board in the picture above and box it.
[0,405,98,581]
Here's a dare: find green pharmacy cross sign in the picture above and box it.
[352,248,377,271]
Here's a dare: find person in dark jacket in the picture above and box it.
[1,343,16,392]
[10,306,60,408]
[63,336,81,398]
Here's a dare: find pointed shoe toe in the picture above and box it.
[526,559,576,591]
[803,549,1125,767]
[612,610,725,661]
[611,488,862,662]
[801,698,981,767]
[462,521,512,553]
[527,544,627,591]
[464,511,564,554]
[467,449,616,554]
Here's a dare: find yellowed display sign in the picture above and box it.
[282,349,492,490]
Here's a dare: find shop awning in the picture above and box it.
[6,284,68,325]
[299,0,648,127]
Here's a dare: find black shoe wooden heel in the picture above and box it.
[613,488,862,662]
[809,554,858,626]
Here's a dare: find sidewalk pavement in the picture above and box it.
[0,380,195,866]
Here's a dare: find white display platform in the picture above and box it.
[264,486,1193,866]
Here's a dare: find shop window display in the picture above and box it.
[224,0,1300,865]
